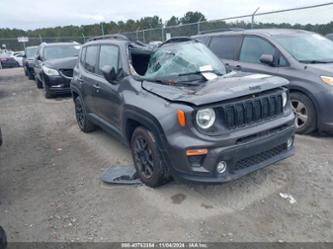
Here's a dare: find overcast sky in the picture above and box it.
[1,0,332,30]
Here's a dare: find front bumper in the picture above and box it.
[43,74,72,95]
[317,89,333,132]
[164,120,295,183]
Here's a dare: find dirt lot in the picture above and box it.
[0,68,332,242]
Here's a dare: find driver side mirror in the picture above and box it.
[259,54,275,66]
[36,55,42,61]
[102,66,118,84]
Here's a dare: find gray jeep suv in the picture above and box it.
[194,29,333,134]
[71,35,295,187]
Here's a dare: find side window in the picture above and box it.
[98,45,119,74]
[85,46,99,73]
[240,36,275,64]
[80,47,86,65]
[209,35,242,60]
[278,56,288,67]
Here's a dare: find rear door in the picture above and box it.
[80,45,100,115]
[94,44,122,132]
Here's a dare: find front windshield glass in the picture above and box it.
[43,45,80,60]
[274,33,333,63]
[143,42,226,83]
[26,47,38,58]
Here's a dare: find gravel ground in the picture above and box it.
[0,68,332,242]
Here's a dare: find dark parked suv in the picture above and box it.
[33,42,80,98]
[71,35,295,187]
[194,29,333,134]
[23,46,38,79]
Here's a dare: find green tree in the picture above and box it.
[180,11,206,24]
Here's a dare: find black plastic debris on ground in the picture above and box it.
[101,165,142,185]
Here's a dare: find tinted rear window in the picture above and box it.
[209,35,242,60]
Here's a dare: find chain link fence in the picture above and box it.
[1,2,333,51]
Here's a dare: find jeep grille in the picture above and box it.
[220,92,284,129]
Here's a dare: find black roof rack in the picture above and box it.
[88,34,129,42]
[159,37,196,47]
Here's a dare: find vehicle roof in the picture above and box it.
[194,28,314,38]
[83,39,128,46]
[41,42,79,47]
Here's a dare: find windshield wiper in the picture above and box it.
[299,60,333,64]
[178,70,223,77]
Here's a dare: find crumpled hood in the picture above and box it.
[142,72,289,106]
[43,57,78,70]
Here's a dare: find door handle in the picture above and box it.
[93,84,101,93]
[235,65,242,70]
[93,83,100,89]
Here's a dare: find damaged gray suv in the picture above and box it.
[71,35,295,187]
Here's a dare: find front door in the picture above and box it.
[94,44,122,132]
[233,35,288,76]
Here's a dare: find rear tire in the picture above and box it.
[290,92,316,134]
[74,96,96,133]
[131,127,170,187]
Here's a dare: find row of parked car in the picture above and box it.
[0,50,24,69]
[19,28,333,187]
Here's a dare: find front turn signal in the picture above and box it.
[177,110,186,127]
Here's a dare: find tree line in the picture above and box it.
[1,11,333,50]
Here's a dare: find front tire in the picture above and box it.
[44,87,54,99]
[27,70,34,80]
[36,78,43,89]
[74,96,96,133]
[0,128,3,146]
[0,226,7,249]
[291,92,316,134]
[131,127,170,187]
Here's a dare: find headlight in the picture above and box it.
[282,91,288,108]
[196,108,216,129]
[320,76,333,86]
[42,65,59,76]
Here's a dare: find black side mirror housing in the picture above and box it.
[259,54,275,66]
[36,55,42,61]
[102,66,118,84]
